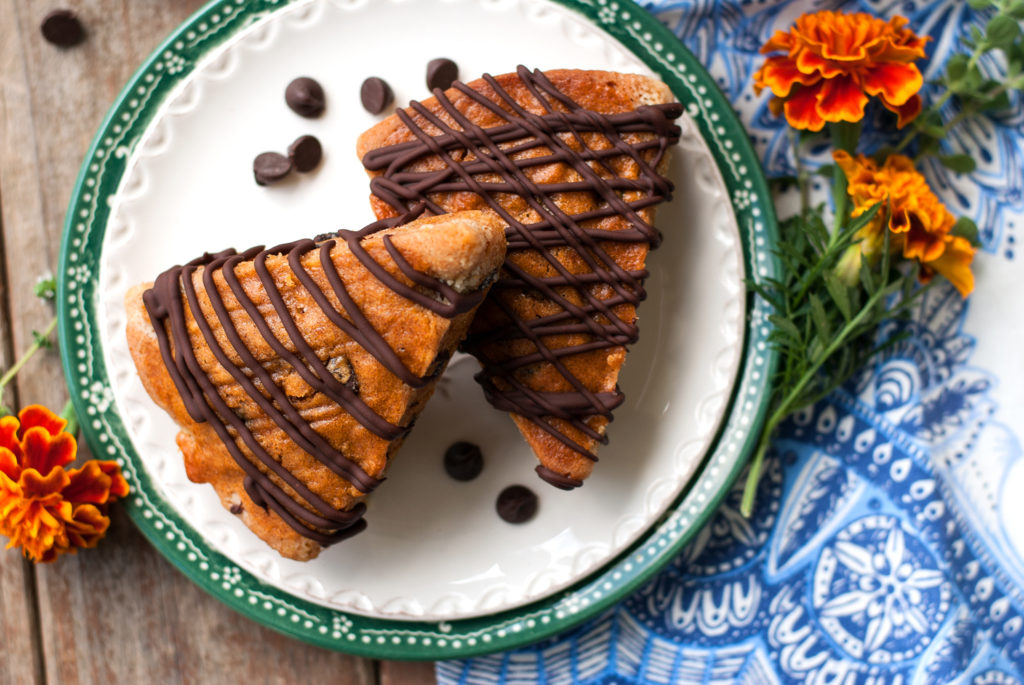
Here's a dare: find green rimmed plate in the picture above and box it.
[58,0,778,659]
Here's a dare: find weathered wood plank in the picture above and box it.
[0,1,381,682]
[0,302,44,683]
[34,506,378,685]
[0,4,51,685]
[0,559,43,685]
[379,661,437,685]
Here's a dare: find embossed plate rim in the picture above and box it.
[57,0,779,659]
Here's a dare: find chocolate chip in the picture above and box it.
[229,503,243,515]
[496,485,538,524]
[41,9,85,47]
[288,135,322,172]
[426,58,459,92]
[360,77,394,115]
[285,77,326,118]
[253,152,292,186]
[444,441,483,481]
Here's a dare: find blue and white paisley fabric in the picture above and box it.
[438,0,1024,682]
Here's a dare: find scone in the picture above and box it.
[126,211,506,560]
[357,67,682,490]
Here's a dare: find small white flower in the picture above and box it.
[332,614,353,633]
[221,565,242,586]
[87,381,114,413]
[820,527,944,652]
[598,6,617,24]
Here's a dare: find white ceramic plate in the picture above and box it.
[91,0,744,621]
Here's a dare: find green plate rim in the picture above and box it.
[57,0,780,661]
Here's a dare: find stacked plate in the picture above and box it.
[58,0,778,659]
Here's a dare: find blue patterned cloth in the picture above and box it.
[437,0,1024,682]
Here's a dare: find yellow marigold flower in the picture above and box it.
[753,10,928,131]
[834,151,975,297]
[0,405,128,563]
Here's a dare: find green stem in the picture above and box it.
[791,130,810,220]
[895,90,955,154]
[0,317,57,393]
[740,286,887,516]
[61,399,78,438]
[828,121,860,237]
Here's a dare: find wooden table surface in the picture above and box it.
[0,2,436,683]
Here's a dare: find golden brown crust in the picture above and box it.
[126,211,506,560]
[358,70,674,485]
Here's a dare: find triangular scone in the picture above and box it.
[126,211,506,561]
[357,67,682,490]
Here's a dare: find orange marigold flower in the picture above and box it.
[753,10,928,131]
[834,151,975,297]
[0,405,128,562]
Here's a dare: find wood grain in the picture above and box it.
[0,4,50,685]
[380,661,438,685]
[0,1,433,683]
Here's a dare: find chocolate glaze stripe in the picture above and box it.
[149,262,366,541]
[361,66,681,471]
[379,77,669,342]
[220,251,398,441]
[179,263,372,515]
[392,97,640,346]
[251,245,407,443]
[245,476,368,547]
[494,268,648,290]
[147,260,366,546]
[287,240,425,389]
[347,231,486,318]
[199,250,386,493]
[368,71,663,454]
[367,109,672,161]
[472,290,645,345]
[142,215,481,546]
[535,465,585,491]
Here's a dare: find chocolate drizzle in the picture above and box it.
[142,215,483,546]
[361,67,682,482]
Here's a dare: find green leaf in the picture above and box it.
[34,276,56,301]
[0,403,13,417]
[919,109,946,137]
[967,0,994,9]
[919,136,942,157]
[32,330,53,350]
[769,314,802,343]
[747,280,785,312]
[807,337,825,364]
[816,164,835,178]
[872,146,899,163]
[859,259,878,296]
[987,14,1021,49]
[844,202,883,240]
[884,277,909,297]
[939,153,977,173]
[804,214,830,253]
[970,25,984,47]
[808,293,833,343]
[961,64,985,92]
[981,90,1012,112]
[822,272,853,321]
[945,53,970,83]
[1008,48,1024,79]
[1007,0,1024,19]
[61,401,79,438]
[952,216,981,246]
